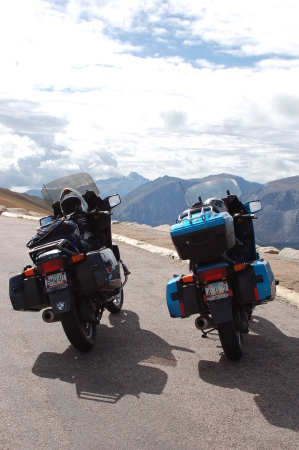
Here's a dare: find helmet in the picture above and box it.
[60,188,88,216]
[203,198,228,213]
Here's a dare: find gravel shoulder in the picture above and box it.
[112,221,299,294]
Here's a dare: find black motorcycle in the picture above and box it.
[9,173,130,351]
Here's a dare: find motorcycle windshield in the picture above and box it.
[42,173,99,208]
[185,178,241,207]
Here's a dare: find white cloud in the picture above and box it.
[0,131,45,171]
[169,0,299,57]
[0,0,298,189]
[256,58,299,70]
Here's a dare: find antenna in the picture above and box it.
[179,182,191,205]
[43,184,54,204]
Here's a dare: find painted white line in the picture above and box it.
[276,286,299,306]
[112,233,181,260]
[1,212,40,221]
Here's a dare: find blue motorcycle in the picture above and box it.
[166,178,277,360]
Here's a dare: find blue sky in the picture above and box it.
[0,0,299,191]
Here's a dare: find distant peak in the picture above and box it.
[127,172,150,183]
[127,172,140,180]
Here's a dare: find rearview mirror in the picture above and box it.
[245,200,262,214]
[39,215,54,227]
[107,194,121,209]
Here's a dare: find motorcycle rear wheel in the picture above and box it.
[60,294,96,352]
[217,320,244,361]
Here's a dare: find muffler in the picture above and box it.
[195,315,214,331]
[42,309,60,323]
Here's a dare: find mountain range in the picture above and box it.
[112,173,299,249]
[112,173,264,226]
[239,175,299,249]
[3,172,299,249]
[25,172,150,200]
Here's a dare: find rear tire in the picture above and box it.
[217,320,244,360]
[60,294,96,351]
[106,290,124,314]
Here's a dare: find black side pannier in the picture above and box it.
[75,248,121,295]
[75,250,109,294]
[9,274,49,311]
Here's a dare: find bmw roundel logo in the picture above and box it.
[57,302,66,311]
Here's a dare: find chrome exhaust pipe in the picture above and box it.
[42,309,60,323]
[195,315,214,331]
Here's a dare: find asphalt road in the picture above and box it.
[0,216,298,450]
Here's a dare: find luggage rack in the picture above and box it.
[29,239,79,263]
[178,206,214,224]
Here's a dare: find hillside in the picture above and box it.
[0,188,50,215]
[240,175,299,248]
[113,174,263,226]
[113,176,198,225]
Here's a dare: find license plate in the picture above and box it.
[45,272,68,291]
[205,281,230,301]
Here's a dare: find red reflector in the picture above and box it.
[179,302,185,317]
[198,267,228,283]
[37,258,66,275]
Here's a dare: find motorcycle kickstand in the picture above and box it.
[201,328,216,338]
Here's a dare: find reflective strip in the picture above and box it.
[254,286,259,301]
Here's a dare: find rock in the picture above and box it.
[279,248,299,261]
[28,211,44,217]
[258,246,280,254]
[0,205,7,215]
[7,207,28,215]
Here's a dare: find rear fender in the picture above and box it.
[48,288,73,315]
[207,297,233,324]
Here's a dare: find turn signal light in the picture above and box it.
[234,263,246,272]
[71,253,85,264]
[24,267,35,277]
[182,274,194,283]
[37,258,66,275]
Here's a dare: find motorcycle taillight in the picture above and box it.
[37,257,67,275]
[198,266,228,283]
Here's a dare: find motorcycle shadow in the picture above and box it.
[198,316,299,431]
[32,309,193,404]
